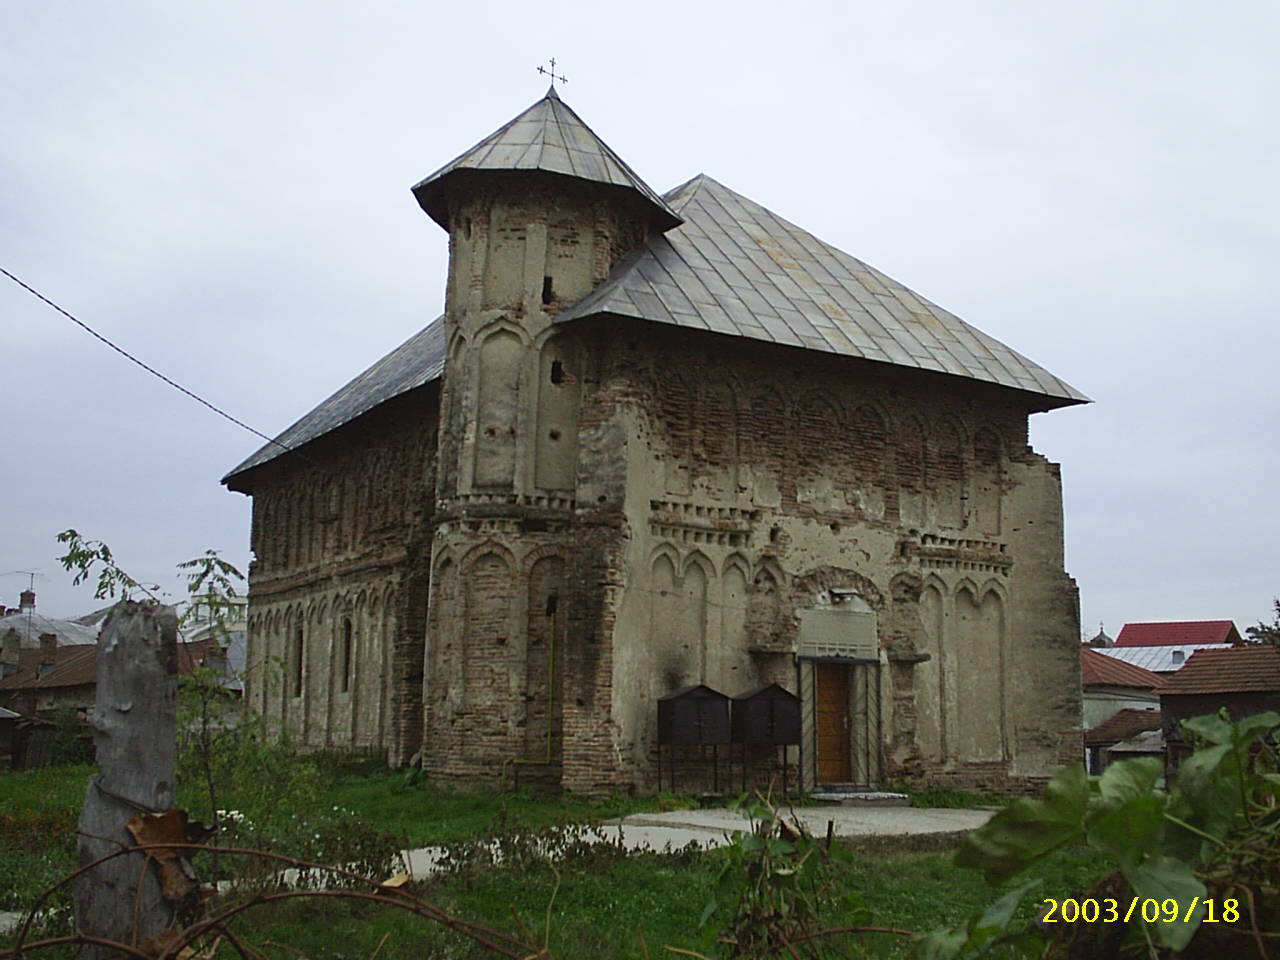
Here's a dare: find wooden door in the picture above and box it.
[815,662,851,783]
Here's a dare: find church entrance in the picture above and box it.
[815,662,851,782]
[813,660,882,787]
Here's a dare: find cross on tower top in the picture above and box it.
[537,57,568,87]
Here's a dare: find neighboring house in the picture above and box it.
[222,86,1088,795]
[1095,621,1244,676]
[183,597,249,694]
[1098,644,1238,674]
[0,705,19,766]
[1156,645,1280,778]
[1084,708,1163,775]
[1081,647,1160,729]
[0,636,237,717]
[1114,620,1244,647]
[0,590,99,649]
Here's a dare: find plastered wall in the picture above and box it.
[595,321,1082,793]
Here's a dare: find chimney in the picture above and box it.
[19,590,35,612]
[0,628,18,678]
[40,632,57,666]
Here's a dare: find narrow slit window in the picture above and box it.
[542,276,554,305]
[292,628,304,698]
[340,619,354,693]
[550,360,564,384]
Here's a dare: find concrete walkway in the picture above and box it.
[399,803,993,874]
[593,805,994,853]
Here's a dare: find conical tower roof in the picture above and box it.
[412,86,681,232]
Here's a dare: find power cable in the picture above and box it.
[2,266,296,459]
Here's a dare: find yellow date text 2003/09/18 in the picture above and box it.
[1041,897,1239,924]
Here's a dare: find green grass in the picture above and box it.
[0,763,1109,959]
[0,764,93,911]
[884,782,1013,810]
[0,763,93,818]
[323,769,688,847]
[146,841,1105,960]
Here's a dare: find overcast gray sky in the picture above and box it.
[3,1,1277,639]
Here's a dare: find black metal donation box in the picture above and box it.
[657,684,731,746]
[730,683,801,746]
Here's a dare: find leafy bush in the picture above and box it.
[700,797,900,958]
[921,710,1280,959]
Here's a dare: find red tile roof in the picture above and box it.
[1155,645,1280,696]
[1086,707,1163,744]
[1082,648,1162,689]
[1115,621,1242,647]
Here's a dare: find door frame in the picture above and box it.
[799,656,883,790]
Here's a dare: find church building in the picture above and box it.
[223,87,1087,795]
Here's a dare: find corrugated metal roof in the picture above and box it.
[412,86,681,232]
[0,610,99,649]
[1155,645,1280,696]
[222,317,444,483]
[1082,647,1161,689]
[556,174,1088,407]
[1115,620,1242,647]
[1097,644,1234,674]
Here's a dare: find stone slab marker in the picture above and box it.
[76,601,179,959]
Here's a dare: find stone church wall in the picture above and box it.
[588,320,1081,794]
[242,387,438,764]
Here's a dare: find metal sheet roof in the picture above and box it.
[226,162,1089,483]
[412,86,681,232]
[223,317,444,483]
[0,610,99,649]
[1097,644,1235,674]
[556,175,1088,407]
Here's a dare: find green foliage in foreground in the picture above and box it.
[6,710,1276,958]
[27,841,1092,960]
[925,710,1280,959]
[1,758,1101,958]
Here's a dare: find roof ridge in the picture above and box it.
[662,173,717,211]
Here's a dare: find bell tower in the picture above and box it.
[410,86,680,789]
[412,85,681,502]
